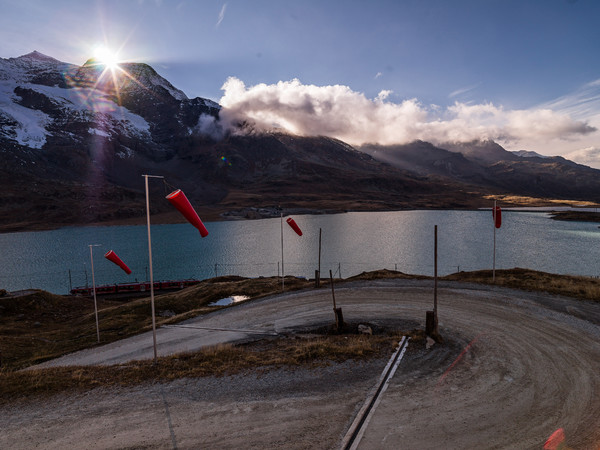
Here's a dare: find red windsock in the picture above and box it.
[104,250,132,274]
[493,206,502,229]
[286,217,302,236]
[166,189,209,237]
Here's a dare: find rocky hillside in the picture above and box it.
[1,51,599,232]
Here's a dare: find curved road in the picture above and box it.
[11,279,600,448]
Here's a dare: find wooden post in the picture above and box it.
[330,270,337,310]
[314,270,320,288]
[317,228,322,287]
[426,310,436,336]
[433,225,439,335]
[329,270,344,331]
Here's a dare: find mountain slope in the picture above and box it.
[1,51,599,232]
[362,140,600,203]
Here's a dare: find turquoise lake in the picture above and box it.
[0,210,598,294]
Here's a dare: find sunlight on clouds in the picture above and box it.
[219,77,596,151]
[565,146,600,167]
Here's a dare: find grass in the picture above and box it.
[1,268,598,402]
[0,332,414,404]
[483,194,600,208]
[0,275,313,370]
[442,268,600,302]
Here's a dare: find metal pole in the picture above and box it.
[493,200,496,282]
[89,244,101,343]
[281,210,284,291]
[144,174,164,363]
[434,225,438,319]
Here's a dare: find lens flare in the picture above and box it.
[544,428,566,450]
[93,45,120,70]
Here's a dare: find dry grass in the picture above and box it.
[0,332,410,404]
[0,276,313,370]
[1,268,597,403]
[443,268,600,302]
[483,194,600,207]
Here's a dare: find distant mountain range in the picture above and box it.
[1,51,599,232]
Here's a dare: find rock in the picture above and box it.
[358,324,372,335]
[426,336,436,349]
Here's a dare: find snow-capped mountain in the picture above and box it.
[1,51,600,232]
[0,51,219,153]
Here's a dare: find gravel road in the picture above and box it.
[2,279,599,449]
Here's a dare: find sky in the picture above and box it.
[1,0,600,167]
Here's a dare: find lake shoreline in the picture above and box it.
[4,202,599,235]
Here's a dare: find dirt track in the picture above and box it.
[2,279,600,449]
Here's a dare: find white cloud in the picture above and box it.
[448,83,480,99]
[216,3,227,28]
[541,78,600,119]
[218,77,596,151]
[564,146,600,168]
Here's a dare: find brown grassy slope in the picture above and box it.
[1,268,599,403]
[2,269,599,372]
[0,276,313,370]
[442,268,600,302]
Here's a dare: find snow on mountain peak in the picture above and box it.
[513,150,550,159]
[18,51,60,62]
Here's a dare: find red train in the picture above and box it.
[70,279,200,296]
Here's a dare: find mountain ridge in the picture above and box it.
[1,51,599,232]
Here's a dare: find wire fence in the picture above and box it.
[1,260,502,295]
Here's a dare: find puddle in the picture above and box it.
[209,295,250,306]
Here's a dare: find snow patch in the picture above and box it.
[0,80,50,148]
[0,76,151,148]
[116,147,134,159]
[513,150,550,159]
[149,76,187,101]
[88,127,110,138]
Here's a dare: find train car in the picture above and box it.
[70,279,201,296]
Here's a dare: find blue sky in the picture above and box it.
[1,0,600,166]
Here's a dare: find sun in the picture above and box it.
[93,45,121,70]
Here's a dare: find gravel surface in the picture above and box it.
[2,279,599,449]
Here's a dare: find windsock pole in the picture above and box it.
[143,174,164,363]
[493,200,497,283]
[88,244,101,343]
[281,209,285,291]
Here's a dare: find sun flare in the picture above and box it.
[93,45,120,69]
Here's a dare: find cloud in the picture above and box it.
[448,83,480,99]
[541,78,600,119]
[218,77,596,148]
[196,113,225,140]
[374,72,382,79]
[564,146,600,168]
[216,3,227,28]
